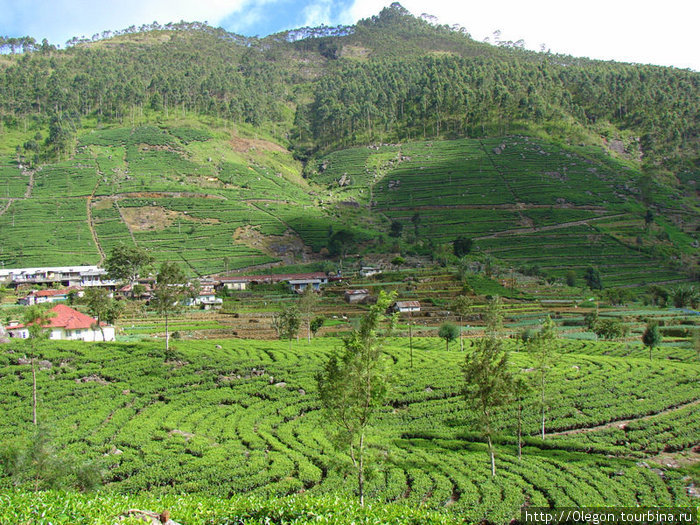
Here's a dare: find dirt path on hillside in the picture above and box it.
[474,213,626,240]
[0,199,12,217]
[114,191,226,200]
[115,200,138,246]
[0,168,35,219]
[376,203,611,212]
[551,398,700,437]
[23,169,34,198]
[87,181,105,264]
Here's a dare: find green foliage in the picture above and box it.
[0,490,462,524]
[584,266,603,290]
[437,322,459,350]
[642,323,662,360]
[584,310,599,331]
[452,236,473,258]
[0,427,102,492]
[671,285,699,309]
[594,318,628,340]
[298,287,321,342]
[82,288,122,340]
[151,261,188,352]
[0,336,698,515]
[105,244,154,285]
[310,316,325,336]
[316,291,396,505]
[462,296,511,476]
[645,285,669,307]
[273,304,301,348]
[603,287,634,306]
[528,316,558,440]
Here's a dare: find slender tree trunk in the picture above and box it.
[165,313,169,352]
[358,431,365,506]
[459,315,464,352]
[307,319,311,343]
[541,372,546,440]
[487,433,496,477]
[32,356,37,426]
[409,319,413,368]
[517,401,523,460]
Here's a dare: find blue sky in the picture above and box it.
[1,0,698,71]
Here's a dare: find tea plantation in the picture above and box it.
[1,120,696,284]
[1,337,697,523]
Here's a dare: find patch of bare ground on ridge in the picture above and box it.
[120,205,219,231]
[230,133,287,154]
[233,225,315,264]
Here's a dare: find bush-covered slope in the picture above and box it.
[0,338,697,522]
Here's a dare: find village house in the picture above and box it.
[17,288,83,306]
[360,266,381,278]
[392,300,421,314]
[5,304,116,342]
[184,285,223,309]
[219,272,335,293]
[344,289,370,303]
[0,266,115,289]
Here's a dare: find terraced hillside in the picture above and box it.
[0,122,696,284]
[0,121,372,274]
[311,136,697,285]
[0,338,697,523]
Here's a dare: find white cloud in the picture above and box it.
[342,0,700,70]
[0,0,250,44]
[303,0,333,27]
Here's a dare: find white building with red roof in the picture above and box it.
[18,288,84,306]
[6,304,115,342]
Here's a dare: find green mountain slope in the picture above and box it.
[0,4,697,282]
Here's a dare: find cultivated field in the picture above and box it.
[1,336,697,523]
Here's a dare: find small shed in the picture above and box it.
[393,301,420,313]
[344,289,370,303]
[288,278,323,293]
[360,266,381,277]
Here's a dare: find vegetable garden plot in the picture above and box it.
[0,198,98,267]
[384,208,521,239]
[477,225,676,285]
[31,155,100,198]
[0,159,28,198]
[480,137,627,206]
[91,200,135,253]
[115,197,283,273]
[1,338,696,516]
[374,140,512,208]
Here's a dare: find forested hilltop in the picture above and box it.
[0,3,698,279]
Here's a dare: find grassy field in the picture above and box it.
[0,336,697,523]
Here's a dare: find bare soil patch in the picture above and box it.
[230,133,286,154]
[121,206,219,232]
[233,225,313,263]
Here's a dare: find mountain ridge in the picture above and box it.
[0,4,697,283]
